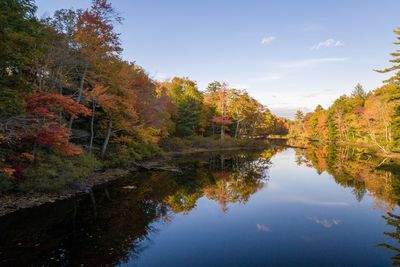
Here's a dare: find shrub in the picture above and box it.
[0,173,14,193]
[160,137,192,152]
[110,142,162,166]
[19,152,102,192]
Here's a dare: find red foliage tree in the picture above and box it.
[24,92,91,156]
[211,116,232,126]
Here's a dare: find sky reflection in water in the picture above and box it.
[1,147,400,267]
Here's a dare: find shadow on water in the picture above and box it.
[0,149,278,266]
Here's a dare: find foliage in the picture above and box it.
[288,28,400,153]
[293,142,400,210]
[0,0,286,193]
[109,142,162,166]
[20,151,102,192]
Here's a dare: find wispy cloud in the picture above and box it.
[311,38,343,50]
[261,36,276,45]
[256,224,270,232]
[308,216,342,228]
[280,57,351,69]
[303,25,323,32]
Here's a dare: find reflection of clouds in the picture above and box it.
[256,224,270,232]
[308,216,341,228]
[278,196,349,206]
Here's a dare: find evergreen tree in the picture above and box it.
[175,97,202,137]
[375,27,400,151]
[375,27,400,84]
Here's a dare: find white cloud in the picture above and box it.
[261,36,276,45]
[311,38,343,50]
[256,224,270,232]
[280,57,351,69]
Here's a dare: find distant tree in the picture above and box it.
[295,110,304,122]
[351,83,367,99]
[314,105,324,112]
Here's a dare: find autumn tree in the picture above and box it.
[69,0,122,130]
[204,81,231,139]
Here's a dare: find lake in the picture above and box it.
[1,145,400,266]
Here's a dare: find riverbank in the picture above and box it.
[282,137,400,158]
[0,139,272,217]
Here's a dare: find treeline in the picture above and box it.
[289,27,400,153]
[0,0,285,192]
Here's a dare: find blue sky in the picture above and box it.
[35,0,399,118]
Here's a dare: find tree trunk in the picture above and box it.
[101,120,113,159]
[221,124,224,140]
[89,101,96,154]
[235,120,239,139]
[68,63,88,131]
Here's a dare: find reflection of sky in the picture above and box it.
[256,224,270,232]
[308,216,341,228]
[125,149,395,267]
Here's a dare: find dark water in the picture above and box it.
[1,145,400,266]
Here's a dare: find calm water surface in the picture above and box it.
[1,146,400,266]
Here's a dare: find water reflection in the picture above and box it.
[308,216,341,228]
[380,212,400,265]
[292,142,400,210]
[292,141,400,265]
[1,144,400,266]
[0,149,277,266]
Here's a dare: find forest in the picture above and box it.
[1,0,400,194]
[1,1,400,266]
[289,27,400,153]
[0,0,287,192]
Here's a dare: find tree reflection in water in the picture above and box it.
[292,141,400,265]
[0,149,277,266]
[379,212,400,266]
[2,144,400,266]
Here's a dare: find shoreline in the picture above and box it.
[283,137,400,158]
[3,138,396,218]
[0,144,272,217]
